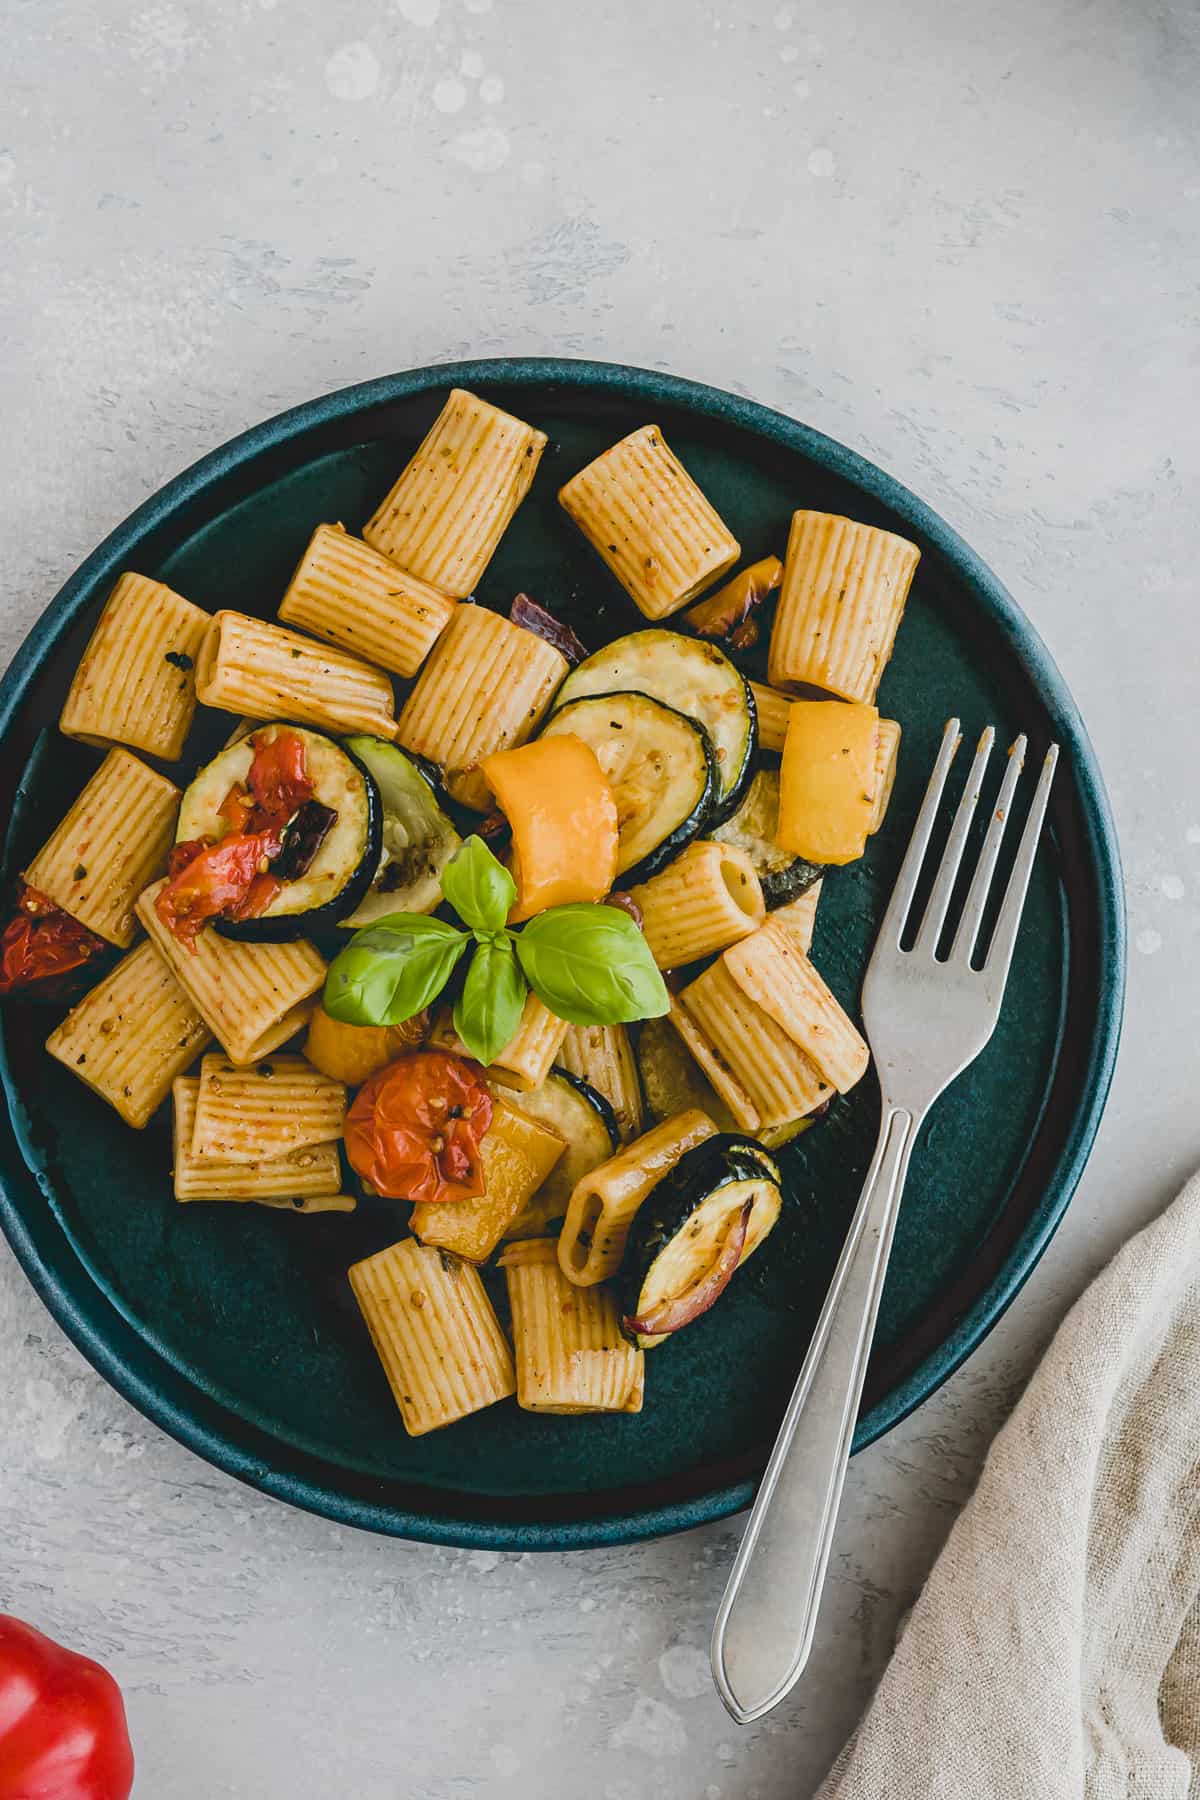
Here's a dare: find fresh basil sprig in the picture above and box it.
[440,834,516,935]
[517,904,669,1025]
[454,935,527,1065]
[322,835,669,1062]
[323,915,468,1028]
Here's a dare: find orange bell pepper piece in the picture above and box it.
[481,735,618,922]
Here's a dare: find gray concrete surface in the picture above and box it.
[2,1,1198,1794]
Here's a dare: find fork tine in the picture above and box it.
[949,734,1028,965]
[982,744,1060,986]
[913,727,995,955]
[877,718,961,948]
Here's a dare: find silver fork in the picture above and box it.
[710,717,1060,1724]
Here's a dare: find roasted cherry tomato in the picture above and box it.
[156,729,314,949]
[344,1050,493,1206]
[155,831,283,950]
[0,886,108,995]
[246,729,313,822]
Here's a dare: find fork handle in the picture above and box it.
[711,1102,921,1723]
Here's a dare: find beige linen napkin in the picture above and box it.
[818,1171,1200,1800]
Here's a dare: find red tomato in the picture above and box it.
[0,887,108,995]
[154,830,283,951]
[0,1614,134,1800]
[155,729,314,949]
[344,1051,494,1206]
[246,729,313,822]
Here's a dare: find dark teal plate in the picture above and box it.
[0,360,1124,1549]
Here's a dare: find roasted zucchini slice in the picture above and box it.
[547,628,756,819]
[177,724,380,941]
[540,691,717,881]
[713,768,822,909]
[500,1068,621,1238]
[338,738,462,927]
[618,1135,783,1347]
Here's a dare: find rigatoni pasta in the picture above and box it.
[770,881,822,956]
[46,940,211,1129]
[557,1108,717,1287]
[137,880,326,1065]
[556,1023,643,1142]
[748,681,794,755]
[59,572,209,760]
[673,960,832,1132]
[870,719,902,833]
[277,523,456,678]
[500,1239,643,1414]
[172,1077,344,1203]
[24,750,178,947]
[364,389,547,597]
[349,1237,516,1436]
[190,1053,345,1164]
[396,604,567,811]
[726,919,868,1094]
[194,611,396,737]
[630,840,764,969]
[768,510,920,704]
[428,991,569,1092]
[558,425,740,620]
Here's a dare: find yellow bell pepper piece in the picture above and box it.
[777,699,879,865]
[481,735,618,922]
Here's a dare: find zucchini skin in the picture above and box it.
[617,1135,779,1325]
[631,702,719,882]
[704,668,758,829]
[550,629,756,825]
[545,690,720,884]
[555,1067,622,1155]
[215,737,382,942]
[713,768,823,909]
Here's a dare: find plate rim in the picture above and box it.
[0,356,1126,1549]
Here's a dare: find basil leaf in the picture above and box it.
[323,914,467,1027]
[453,937,527,1065]
[441,835,516,936]
[515,903,669,1026]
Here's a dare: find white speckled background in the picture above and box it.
[3,2,1198,1794]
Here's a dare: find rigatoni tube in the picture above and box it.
[278,523,456,678]
[349,1238,516,1437]
[190,1053,346,1164]
[137,879,326,1066]
[557,1108,718,1288]
[558,425,740,621]
[870,719,902,834]
[194,611,396,737]
[724,919,869,1094]
[674,960,833,1132]
[24,750,179,947]
[556,1023,643,1142]
[500,1239,643,1414]
[363,389,547,597]
[172,1077,344,1203]
[768,511,920,704]
[396,605,567,812]
[59,572,209,760]
[630,840,764,969]
[46,941,211,1129]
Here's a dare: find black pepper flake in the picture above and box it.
[164,650,193,671]
[291,1196,305,1209]
[73,865,88,882]
[290,648,302,659]
[76,1053,86,1065]
[259,1062,275,1078]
